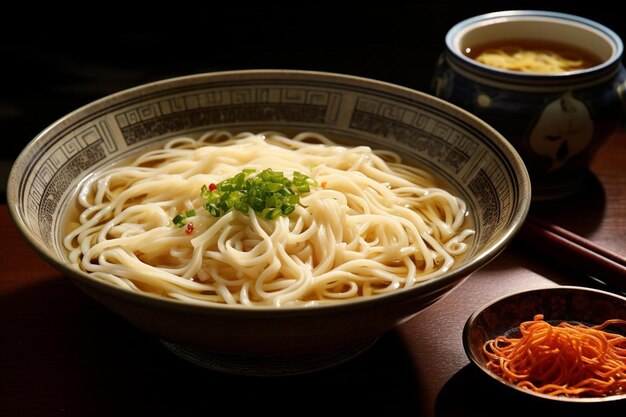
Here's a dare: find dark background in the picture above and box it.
[2,2,624,201]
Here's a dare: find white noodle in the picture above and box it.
[63,131,475,307]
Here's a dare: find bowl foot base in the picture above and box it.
[160,338,378,376]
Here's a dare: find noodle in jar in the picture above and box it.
[469,41,601,74]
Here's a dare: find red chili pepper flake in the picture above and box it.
[185,223,194,235]
[321,181,327,188]
[209,183,217,191]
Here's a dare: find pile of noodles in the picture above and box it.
[63,131,474,307]
[484,314,626,398]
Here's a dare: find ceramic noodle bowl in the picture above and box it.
[433,10,626,200]
[8,70,530,375]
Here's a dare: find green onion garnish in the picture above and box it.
[172,209,196,227]
[172,169,316,226]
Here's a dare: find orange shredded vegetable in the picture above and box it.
[483,314,626,398]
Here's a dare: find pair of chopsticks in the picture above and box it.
[517,215,626,295]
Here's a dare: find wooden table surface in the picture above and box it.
[1,132,624,417]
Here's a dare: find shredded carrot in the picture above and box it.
[483,314,626,398]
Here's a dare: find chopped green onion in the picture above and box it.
[173,214,186,227]
[234,201,249,213]
[172,209,196,227]
[265,182,282,192]
[200,185,211,199]
[282,204,296,215]
[207,203,221,217]
[295,183,310,193]
[172,168,316,225]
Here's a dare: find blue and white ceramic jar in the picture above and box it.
[433,10,626,200]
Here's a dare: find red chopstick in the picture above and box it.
[518,216,626,294]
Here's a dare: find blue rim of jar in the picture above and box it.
[444,10,624,90]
